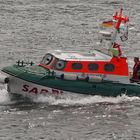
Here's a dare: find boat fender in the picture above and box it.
[88,76,102,83]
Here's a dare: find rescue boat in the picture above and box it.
[1,9,140,97]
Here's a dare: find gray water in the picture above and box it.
[0,0,140,139]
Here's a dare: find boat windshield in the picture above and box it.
[41,53,53,65]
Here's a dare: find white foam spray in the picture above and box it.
[33,92,140,106]
[0,85,140,106]
[0,84,11,104]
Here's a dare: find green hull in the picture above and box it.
[2,65,140,97]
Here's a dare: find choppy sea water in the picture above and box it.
[0,0,140,139]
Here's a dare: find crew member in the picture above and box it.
[131,57,140,82]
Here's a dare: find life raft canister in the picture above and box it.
[55,72,77,80]
[63,73,77,80]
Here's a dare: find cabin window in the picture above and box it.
[88,63,99,71]
[104,63,115,72]
[72,63,83,70]
[41,53,53,65]
[55,60,66,70]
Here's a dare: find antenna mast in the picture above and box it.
[111,8,129,45]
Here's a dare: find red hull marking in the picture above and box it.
[29,87,38,94]
[22,84,63,95]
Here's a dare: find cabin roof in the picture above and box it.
[48,49,112,61]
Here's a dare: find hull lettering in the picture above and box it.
[22,84,63,95]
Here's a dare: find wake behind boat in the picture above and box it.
[1,9,140,97]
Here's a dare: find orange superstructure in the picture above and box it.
[63,57,128,76]
[39,51,129,77]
